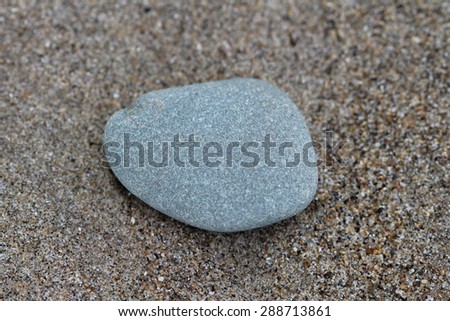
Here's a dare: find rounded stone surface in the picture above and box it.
[104,78,318,232]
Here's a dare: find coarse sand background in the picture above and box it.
[2,1,449,300]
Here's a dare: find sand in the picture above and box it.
[2,1,449,300]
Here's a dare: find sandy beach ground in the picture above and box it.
[2,1,449,300]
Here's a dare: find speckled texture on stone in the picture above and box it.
[104,78,318,232]
[2,1,449,300]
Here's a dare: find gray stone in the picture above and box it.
[104,78,318,232]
